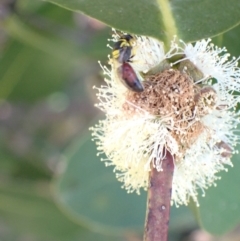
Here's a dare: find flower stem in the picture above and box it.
[143,150,174,241]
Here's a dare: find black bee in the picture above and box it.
[117,62,144,92]
[112,34,144,92]
[112,34,135,63]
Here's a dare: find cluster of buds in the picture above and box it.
[91,31,240,206]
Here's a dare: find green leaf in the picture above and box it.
[46,0,240,43]
[54,134,196,234]
[197,150,240,234]
[54,136,147,233]
[0,150,51,180]
[0,40,70,101]
[222,24,240,57]
[0,181,124,241]
[2,15,108,101]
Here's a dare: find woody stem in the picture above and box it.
[143,150,174,241]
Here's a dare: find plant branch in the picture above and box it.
[144,150,174,241]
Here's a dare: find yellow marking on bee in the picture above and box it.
[112,49,120,58]
[119,41,131,48]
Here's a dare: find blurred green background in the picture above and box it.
[1,0,240,241]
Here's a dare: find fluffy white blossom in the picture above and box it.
[91,33,240,206]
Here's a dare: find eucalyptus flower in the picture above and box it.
[91,32,240,206]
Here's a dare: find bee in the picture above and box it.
[117,62,144,92]
[112,34,135,63]
[112,34,144,92]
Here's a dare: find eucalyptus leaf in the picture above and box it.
[1,15,108,101]
[222,24,240,57]
[197,149,240,234]
[47,0,240,43]
[0,181,124,241]
[54,134,196,234]
[211,23,240,57]
[0,40,70,101]
[54,136,147,233]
